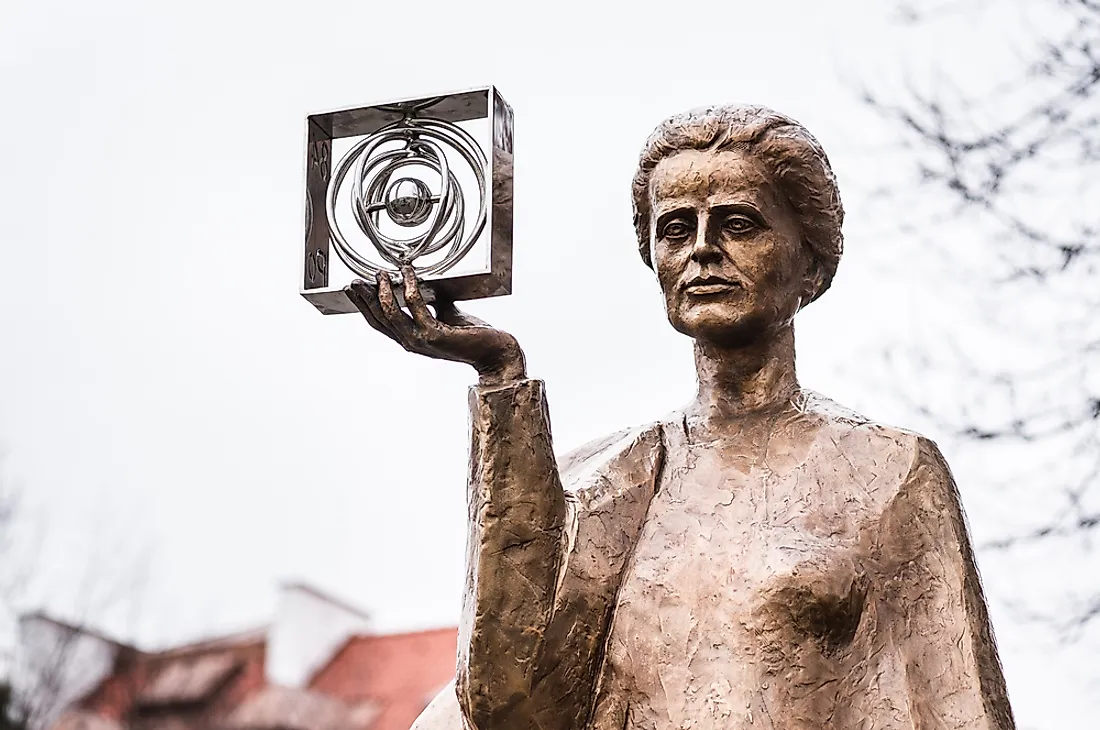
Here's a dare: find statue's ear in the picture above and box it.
[635,211,655,269]
[801,246,826,305]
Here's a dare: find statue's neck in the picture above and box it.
[690,325,799,429]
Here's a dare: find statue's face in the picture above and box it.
[648,149,816,346]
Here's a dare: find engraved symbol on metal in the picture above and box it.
[325,109,488,279]
[306,248,327,285]
[311,143,330,179]
[305,187,314,242]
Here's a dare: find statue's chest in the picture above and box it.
[625,441,873,590]
[606,442,878,693]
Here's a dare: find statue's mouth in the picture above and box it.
[683,276,742,296]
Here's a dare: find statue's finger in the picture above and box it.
[401,265,441,332]
[347,281,398,340]
[358,280,399,334]
[375,271,416,340]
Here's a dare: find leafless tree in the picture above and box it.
[863,0,1100,633]
[1,466,22,730]
[1,459,148,730]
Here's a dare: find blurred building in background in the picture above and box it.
[7,584,457,730]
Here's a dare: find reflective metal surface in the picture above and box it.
[325,114,487,278]
[300,86,513,315]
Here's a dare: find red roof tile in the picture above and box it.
[50,712,125,730]
[223,686,378,730]
[80,635,267,725]
[309,628,457,730]
[137,654,242,707]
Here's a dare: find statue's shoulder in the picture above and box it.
[551,393,954,513]
[793,390,950,501]
[797,394,976,561]
[555,419,668,510]
[554,419,655,481]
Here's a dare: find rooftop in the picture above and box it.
[18,586,456,730]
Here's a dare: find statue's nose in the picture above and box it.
[689,223,722,264]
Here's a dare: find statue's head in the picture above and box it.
[632,105,844,346]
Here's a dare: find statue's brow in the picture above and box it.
[654,200,766,225]
[654,206,697,227]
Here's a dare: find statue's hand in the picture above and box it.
[345,266,526,387]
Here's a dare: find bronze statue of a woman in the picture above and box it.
[344,105,1016,730]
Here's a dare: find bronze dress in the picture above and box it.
[412,379,1015,730]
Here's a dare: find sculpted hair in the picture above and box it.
[631,105,845,302]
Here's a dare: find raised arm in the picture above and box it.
[346,270,593,730]
[880,437,1016,730]
[458,378,568,729]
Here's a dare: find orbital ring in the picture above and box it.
[354,138,460,263]
[325,115,488,280]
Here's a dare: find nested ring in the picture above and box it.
[325,116,488,279]
[352,138,464,264]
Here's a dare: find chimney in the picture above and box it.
[265,583,370,688]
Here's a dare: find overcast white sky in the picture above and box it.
[0,1,1094,728]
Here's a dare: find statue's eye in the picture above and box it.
[723,215,756,234]
[661,220,693,241]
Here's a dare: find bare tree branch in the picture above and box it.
[864,0,1100,642]
[1,455,148,730]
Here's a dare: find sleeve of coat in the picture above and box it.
[456,379,568,730]
[452,379,664,730]
[879,436,1016,730]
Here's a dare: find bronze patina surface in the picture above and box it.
[345,105,1016,730]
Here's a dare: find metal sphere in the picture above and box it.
[325,116,488,279]
[385,177,433,227]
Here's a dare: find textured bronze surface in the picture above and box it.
[348,105,1015,730]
